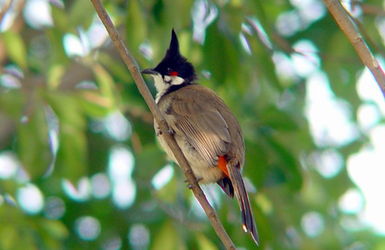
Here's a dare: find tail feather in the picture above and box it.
[217,177,234,198]
[227,164,259,245]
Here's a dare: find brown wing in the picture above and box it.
[160,85,234,166]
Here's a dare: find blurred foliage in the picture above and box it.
[0,0,385,249]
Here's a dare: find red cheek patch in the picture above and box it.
[170,71,179,76]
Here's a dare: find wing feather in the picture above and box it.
[165,91,231,166]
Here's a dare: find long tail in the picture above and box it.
[227,163,259,245]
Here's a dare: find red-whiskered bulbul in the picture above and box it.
[142,30,259,245]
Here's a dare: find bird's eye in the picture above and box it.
[166,68,178,76]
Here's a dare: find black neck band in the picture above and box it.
[163,82,193,96]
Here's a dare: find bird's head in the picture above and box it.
[142,29,196,99]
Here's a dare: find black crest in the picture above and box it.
[153,29,196,83]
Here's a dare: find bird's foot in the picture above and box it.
[167,127,175,135]
[185,177,203,189]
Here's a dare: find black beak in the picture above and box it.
[141,68,158,75]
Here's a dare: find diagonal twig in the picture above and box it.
[344,9,385,61]
[89,0,236,249]
[323,0,385,98]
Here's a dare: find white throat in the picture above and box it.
[151,73,185,103]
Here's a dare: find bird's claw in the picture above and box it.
[185,177,203,189]
[167,128,175,135]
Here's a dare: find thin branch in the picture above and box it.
[345,10,385,60]
[351,1,385,16]
[360,4,385,16]
[245,17,362,67]
[89,0,236,249]
[323,0,385,98]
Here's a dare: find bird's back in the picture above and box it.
[157,84,245,171]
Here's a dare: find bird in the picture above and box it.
[142,29,259,245]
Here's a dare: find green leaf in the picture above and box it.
[0,91,24,118]
[244,140,269,187]
[126,0,147,50]
[1,31,27,69]
[220,4,244,33]
[46,28,68,64]
[16,101,53,179]
[203,22,240,85]
[92,64,117,109]
[0,225,18,250]
[260,106,298,131]
[51,5,69,31]
[195,233,218,250]
[42,219,68,239]
[135,145,167,180]
[264,134,302,190]
[162,0,194,29]
[98,52,132,83]
[69,0,94,29]
[151,221,185,250]
[77,91,111,117]
[245,32,283,91]
[155,176,177,203]
[45,92,87,181]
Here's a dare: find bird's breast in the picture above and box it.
[154,123,224,184]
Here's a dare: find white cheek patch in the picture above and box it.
[169,75,184,85]
[151,73,185,103]
[152,74,168,93]
[164,75,172,83]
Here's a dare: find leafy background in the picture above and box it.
[1,0,385,249]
